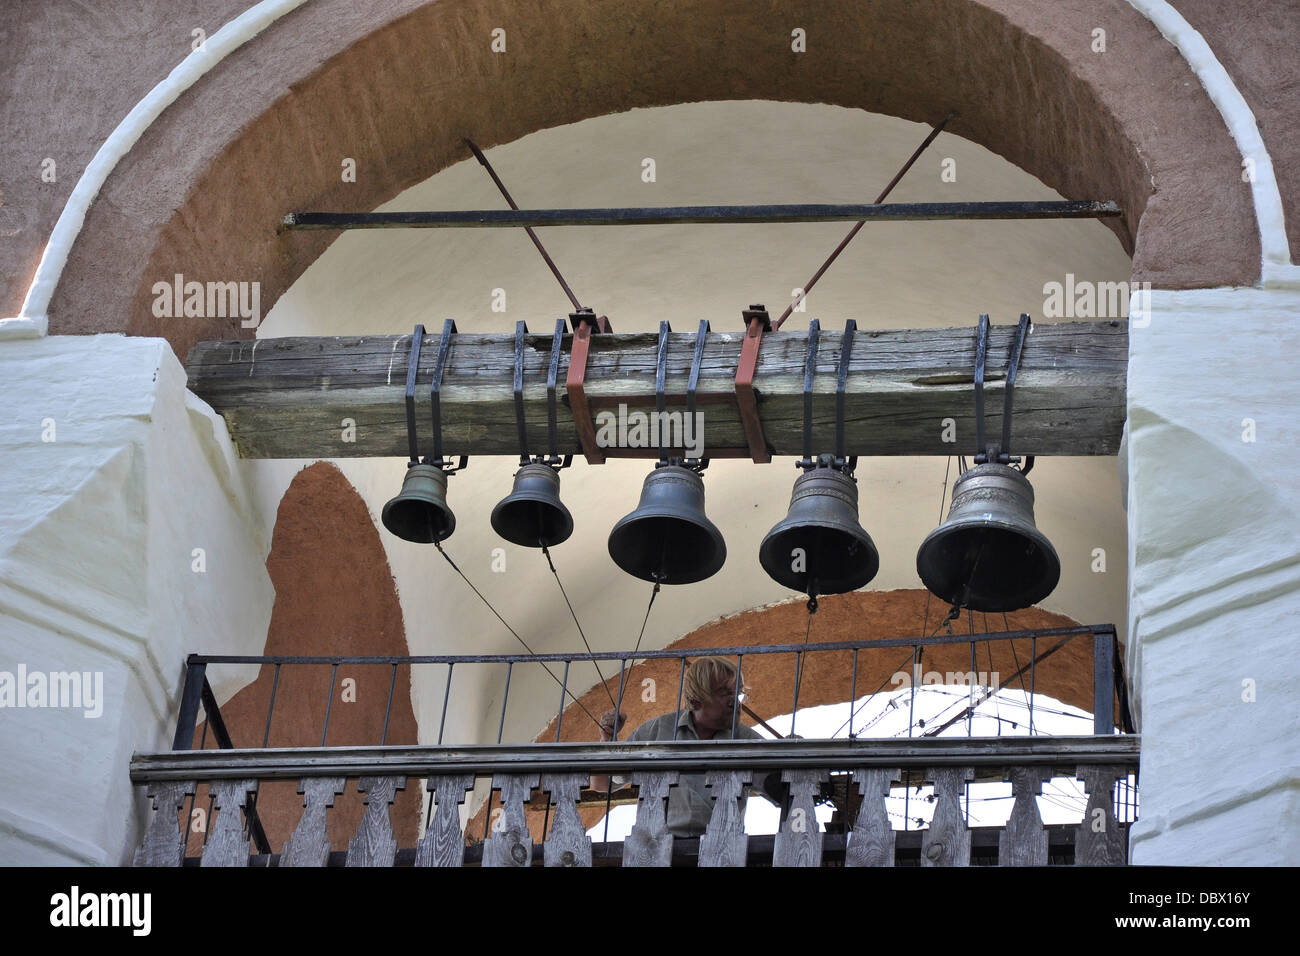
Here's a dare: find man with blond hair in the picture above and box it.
[592,656,786,838]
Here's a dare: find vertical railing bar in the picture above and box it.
[497,662,514,745]
[438,663,454,746]
[483,788,495,842]
[172,658,207,751]
[604,659,628,845]
[1029,637,1037,735]
[672,656,686,742]
[907,646,918,739]
[732,654,743,738]
[261,663,281,748]
[555,660,571,742]
[968,627,976,737]
[790,651,802,737]
[321,663,339,748]
[380,662,398,746]
[611,659,628,741]
[848,648,858,739]
[424,788,435,832]
[1092,630,1114,736]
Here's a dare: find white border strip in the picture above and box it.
[0,0,311,339]
[1127,0,1299,286]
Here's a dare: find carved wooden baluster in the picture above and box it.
[921,767,973,867]
[999,767,1050,866]
[483,773,539,867]
[1075,764,1126,865]
[134,780,195,867]
[280,777,345,868]
[622,772,677,867]
[845,768,897,867]
[200,779,258,867]
[698,770,750,867]
[415,774,475,867]
[345,776,405,867]
[542,773,592,867]
[772,769,827,867]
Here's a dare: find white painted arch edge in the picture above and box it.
[1,0,313,339]
[1124,0,1297,287]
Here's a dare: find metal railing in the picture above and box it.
[133,624,1137,866]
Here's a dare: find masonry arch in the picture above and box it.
[42,0,1259,362]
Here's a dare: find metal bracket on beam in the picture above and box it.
[799,318,820,468]
[836,319,858,474]
[972,312,1032,473]
[735,304,773,463]
[565,307,613,464]
[430,319,468,473]
[545,319,571,469]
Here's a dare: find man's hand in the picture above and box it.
[599,710,627,741]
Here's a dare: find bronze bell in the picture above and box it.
[608,464,726,584]
[381,463,455,543]
[916,462,1059,612]
[760,461,879,596]
[491,462,574,548]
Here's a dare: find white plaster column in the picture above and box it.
[1125,287,1300,865]
[0,335,274,864]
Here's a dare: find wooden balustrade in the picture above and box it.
[131,737,1138,867]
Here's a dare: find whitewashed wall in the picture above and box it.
[1124,287,1300,866]
[0,335,273,864]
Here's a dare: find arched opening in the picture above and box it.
[47,0,1257,361]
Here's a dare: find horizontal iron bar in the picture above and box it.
[188,624,1114,667]
[282,200,1121,230]
[132,735,1140,781]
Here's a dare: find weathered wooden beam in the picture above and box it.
[185,321,1126,459]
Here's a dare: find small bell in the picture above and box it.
[916,462,1059,612]
[491,462,574,547]
[608,463,726,584]
[760,460,879,595]
[381,463,455,543]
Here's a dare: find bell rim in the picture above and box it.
[607,514,727,584]
[915,518,1061,612]
[381,497,456,543]
[758,525,881,594]
[489,494,575,547]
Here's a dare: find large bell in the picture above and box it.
[759,464,879,595]
[916,462,1060,612]
[381,463,455,543]
[491,462,574,547]
[608,464,726,584]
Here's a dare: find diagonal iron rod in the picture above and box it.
[463,137,582,310]
[773,115,954,330]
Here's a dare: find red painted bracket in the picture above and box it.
[735,304,773,463]
[565,308,613,464]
